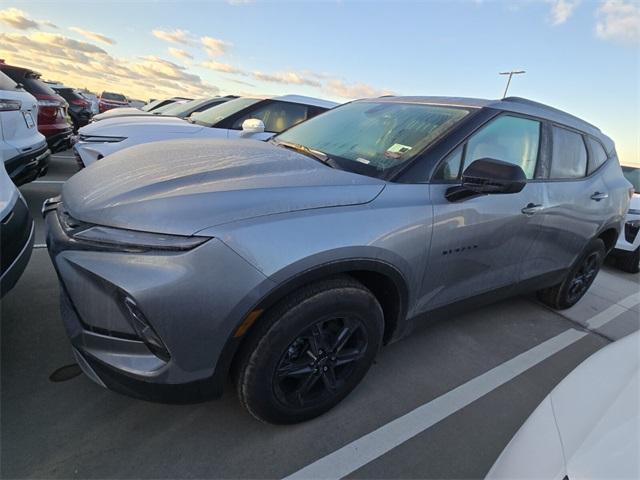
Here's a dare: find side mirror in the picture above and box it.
[446,158,526,201]
[241,118,265,135]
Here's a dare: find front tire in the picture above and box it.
[235,276,384,424]
[537,238,605,310]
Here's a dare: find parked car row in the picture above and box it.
[44,94,633,426]
[73,94,338,166]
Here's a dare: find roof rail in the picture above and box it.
[501,96,600,131]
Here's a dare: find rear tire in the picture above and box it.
[617,247,640,274]
[235,276,384,424]
[537,238,605,310]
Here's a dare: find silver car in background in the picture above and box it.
[44,96,630,423]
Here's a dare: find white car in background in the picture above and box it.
[0,70,49,186]
[611,165,640,273]
[73,95,338,167]
[487,330,639,480]
[91,96,192,122]
[0,153,34,297]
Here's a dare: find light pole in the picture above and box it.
[499,70,526,98]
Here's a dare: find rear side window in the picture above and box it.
[2,68,56,96]
[550,126,587,179]
[587,137,608,174]
[0,71,17,90]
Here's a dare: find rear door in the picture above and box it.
[422,114,546,310]
[521,125,610,279]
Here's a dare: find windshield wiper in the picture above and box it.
[272,140,334,168]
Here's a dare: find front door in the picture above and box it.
[419,113,545,310]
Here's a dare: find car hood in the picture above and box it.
[79,115,204,137]
[62,139,385,235]
[93,108,152,121]
[487,331,640,479]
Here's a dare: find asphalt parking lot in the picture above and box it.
[2,150,639,479]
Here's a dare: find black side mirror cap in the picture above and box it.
[446,158,527,201]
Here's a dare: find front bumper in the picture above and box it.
[44,203,271,402]
[44,127,73,153]
[5,144,50,186]
[614,214,640,253]
[1,195,34,297]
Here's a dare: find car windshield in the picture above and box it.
[141,99,165,111]
[190,97,262,126]
[622,166,640,192]
[102,92,126,101]
[151,101,188,115]
[275,101,471,178]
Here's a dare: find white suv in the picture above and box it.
[73,95,338,167]
[612,164,640,272]
[0,70,49,185]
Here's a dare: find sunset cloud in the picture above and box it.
[69,27,116,45]
[0,31,218,101]
[325,79,395,99]
[202,60,246,74]
[0,7,57,30]
[201,36,232,56]
[596,0,640,45]
[152,28,195,45]
[168,47,193,61]
[252,70,322,87]
[546,0,581,25]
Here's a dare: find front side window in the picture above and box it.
[550,126,587,179]
[434,115,540,180]
[587,137,608,174]
[231,101,311,133]
[276,101,471,178]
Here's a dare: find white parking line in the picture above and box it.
[32,180,65,184]
[33,244,47,249]
[284,292,640,480]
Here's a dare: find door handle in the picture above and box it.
[591,191,609,201]
[521,203,544,215]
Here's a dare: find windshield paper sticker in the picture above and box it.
[384,143,412,159]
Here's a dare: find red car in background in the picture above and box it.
[98,92,129,112]
[0,61,72,153]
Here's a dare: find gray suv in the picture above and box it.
[44,96,630,423]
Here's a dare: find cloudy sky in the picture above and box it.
[0,0,638,165]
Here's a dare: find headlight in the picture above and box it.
[73,225,209,251]
[78,134,127,143]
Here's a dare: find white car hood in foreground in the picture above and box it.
[79,115,205,137]
[487,331,639,479]
[92,107,146,121]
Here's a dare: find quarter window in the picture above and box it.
[587,137,608,174]
[550,126,587,179]
[434,145,463,180]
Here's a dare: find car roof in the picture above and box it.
[244,94,338,109]
[367,95,614,152]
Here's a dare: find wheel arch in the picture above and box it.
[597,224,620,253]
[211,257,410,389]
